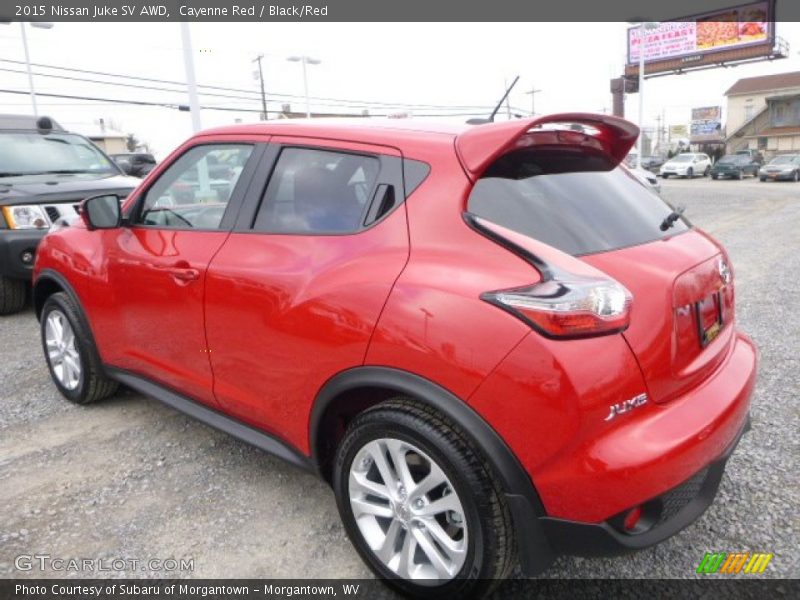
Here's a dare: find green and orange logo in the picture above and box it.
[697,552,773,574]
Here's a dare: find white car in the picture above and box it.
[660,153,711,179]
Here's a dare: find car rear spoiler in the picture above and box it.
[455,113,639,181]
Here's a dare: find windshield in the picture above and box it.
[769,155,797,165]
[0,132,117,176]
[671,155,694,163]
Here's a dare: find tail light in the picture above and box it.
[483,277,632,339]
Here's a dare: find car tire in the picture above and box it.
[704,166,710,177]
[760,177,767,182]
[661,173,668,179]
[40,292,118,404]
[794,171,799,183]
[687,168,694,179]
[334,398,516,598]
[0,275,27,315]
[736,170,743,180]
[711,174,718,180]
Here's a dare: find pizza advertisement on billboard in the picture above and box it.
[627,1,773,65]
[690,106,723,142]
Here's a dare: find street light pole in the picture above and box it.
[17,22,54,117]
[287,55,321,118]
[253,54,268,120]
[19,23,37,116]
[180,21,202,132]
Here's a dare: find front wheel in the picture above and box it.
[686,168,694,179]
[661,173,669,179]
[41,292,118,404]
[794,171,799,183]
[711,174,718,180]
[736,170,743,180]
[334,399,515,598]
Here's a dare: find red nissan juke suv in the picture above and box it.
[33,114,755,598]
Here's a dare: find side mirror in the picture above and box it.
[81,194,122,230]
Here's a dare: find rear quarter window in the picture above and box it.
[467,148,689,256]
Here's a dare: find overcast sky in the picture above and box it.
[1,21,799,158]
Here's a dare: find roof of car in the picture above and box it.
[0,114,66,131]
[200,118,469,139]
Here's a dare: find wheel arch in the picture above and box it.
[309,365,556,575]
[33,269,79,320]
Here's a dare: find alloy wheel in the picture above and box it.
[348,437,468,582]
[45,309,81,390]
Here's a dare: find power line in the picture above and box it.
[0,88,497,118]
[0,57,498,111]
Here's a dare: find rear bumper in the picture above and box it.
[0,229,47,280]
[538,414,750,556]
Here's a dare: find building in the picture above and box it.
[724,71,800,157]
[80,118,129,154]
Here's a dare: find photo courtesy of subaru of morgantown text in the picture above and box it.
[1,1,798,598]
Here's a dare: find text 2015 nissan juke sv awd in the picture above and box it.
[32,114,755,598]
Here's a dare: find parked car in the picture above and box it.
[33,114,755,598]
[111,152,157,178]
[710,154,761,179]
[0,114,138,315]
[623,165,661,194]
[659,153,711,178]
[735,148,764,164]
[640,155,665,171]
[758,154,800,182]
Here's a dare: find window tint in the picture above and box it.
[467,148,689,256]
[253,147,380,234]
[136,144,252,229]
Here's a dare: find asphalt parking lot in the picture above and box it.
[0,176,798,583]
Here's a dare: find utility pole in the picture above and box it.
[525,86,542,116]
[655,113,662,155]
[253,54,268,120]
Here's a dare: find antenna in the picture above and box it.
[467,75,520,125]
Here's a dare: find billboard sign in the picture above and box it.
[690,106,723,142]
[670,124,688,138]
[627,2,773,66]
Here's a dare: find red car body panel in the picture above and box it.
[204,136,411,450]
[33,116,755,549]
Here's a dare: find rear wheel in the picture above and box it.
[41,292,118,404]
[711,174,718,180]
[794,171,799,183]
[760,176,767,182]
[661,173,669,179]
[736,170,743,180]
[0,276,27,315]
[704,166,710,177]
[334,398,515,598]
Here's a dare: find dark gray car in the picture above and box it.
[0,115,137,314]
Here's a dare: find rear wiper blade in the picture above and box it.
[660,206,686,231]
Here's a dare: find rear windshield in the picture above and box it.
[467,148,689,256]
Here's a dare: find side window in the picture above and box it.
[253,147,380,234]
[136,144,253,229]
